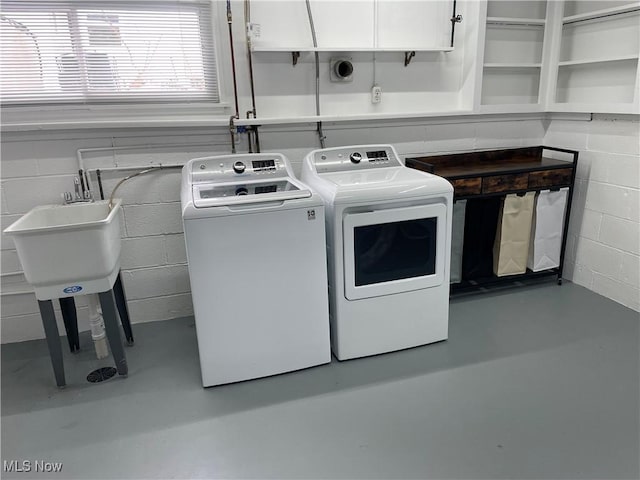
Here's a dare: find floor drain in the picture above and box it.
[87,367,117,383]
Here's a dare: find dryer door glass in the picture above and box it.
[343,203,446,301]
[354,217,436,286]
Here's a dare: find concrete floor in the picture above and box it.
[1,281,639,479]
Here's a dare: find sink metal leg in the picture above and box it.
[37,300,66,388]
[113,271,134,345]
[98,290,128,377]
[59,297,80,352]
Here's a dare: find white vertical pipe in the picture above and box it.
[87,294,109,359]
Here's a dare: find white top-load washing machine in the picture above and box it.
[301,145,454,360]
[181,153,331,386]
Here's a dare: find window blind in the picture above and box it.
[0,0,219,105]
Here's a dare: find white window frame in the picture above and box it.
[1,0,233,130]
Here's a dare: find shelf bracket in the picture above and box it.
[404,51,416,67]
[291,51,300,66]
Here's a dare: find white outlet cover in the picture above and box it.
[371,85,382,104]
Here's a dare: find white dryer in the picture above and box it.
[301,145,454,360]
[181,153,331,386]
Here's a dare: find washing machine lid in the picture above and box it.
[193,178,311,208]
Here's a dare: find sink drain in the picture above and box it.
[87,367,117,383]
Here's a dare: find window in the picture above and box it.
[0,1,219,105]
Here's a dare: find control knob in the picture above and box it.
[233,161,246,174]
[350,152,362,164]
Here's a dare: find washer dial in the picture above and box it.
[233,161,246,174]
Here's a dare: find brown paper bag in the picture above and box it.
[493,192,535,277]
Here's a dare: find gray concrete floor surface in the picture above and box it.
[1,281,639,479]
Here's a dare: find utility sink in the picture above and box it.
[4,200,123,300]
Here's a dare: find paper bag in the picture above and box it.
[450,200,467,284]
[527,188,569,272]
[493,192,535,277]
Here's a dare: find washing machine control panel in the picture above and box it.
[189,153,312,207]
[312,146,402,173]
[191,155,288,184]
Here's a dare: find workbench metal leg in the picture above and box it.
[113,272,134,345]
[37,300,66,388]
[98,290,128,377]
[59,297,80,352]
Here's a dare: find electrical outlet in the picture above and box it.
[371,85,382,104]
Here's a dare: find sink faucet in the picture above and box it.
[63,176,93,204]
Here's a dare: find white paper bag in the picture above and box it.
[493,192,535,277]
[450,200,466,283]
[527,188,569,272]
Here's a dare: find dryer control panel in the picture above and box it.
[311,145,402,174]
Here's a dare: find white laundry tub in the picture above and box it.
[4,200,123,300]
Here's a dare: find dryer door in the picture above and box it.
[343,203,446,300]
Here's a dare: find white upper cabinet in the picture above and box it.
[249,0,453,51]
[305,1,375,50]
[375,1,450,50]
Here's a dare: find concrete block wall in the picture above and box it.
[1,113,636,344]
[544,115,640,312]
[1,128,231,343]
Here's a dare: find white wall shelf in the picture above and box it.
[562,2,640,24]
[547,1,640,114]
[234,110,476,127]
[486,17,545,26]
[479,1,550,109]
[251,47,455,53]
[484,63,542,68]
[555,58,638,105]
[481,68,542,106]
[558,55,639,67]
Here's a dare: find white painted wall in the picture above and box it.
[1,115,549,343]
[544,114,640,312]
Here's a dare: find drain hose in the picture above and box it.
[87,294,109,359]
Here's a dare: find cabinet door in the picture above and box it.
[376,0,450,49]
[312,1,375,49]
[248,1,314,49]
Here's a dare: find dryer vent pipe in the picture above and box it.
[334,60,353,79]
